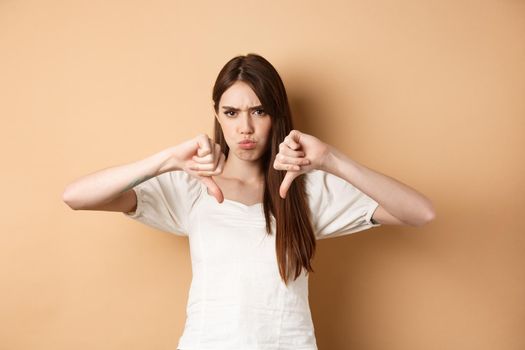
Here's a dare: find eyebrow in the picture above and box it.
[221,105,263,111]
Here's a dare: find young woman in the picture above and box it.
[63,53,435,349]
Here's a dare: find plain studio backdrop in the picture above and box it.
[1,0,524,349]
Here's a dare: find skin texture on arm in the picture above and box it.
[370,204,407,226]
[274,130,436,227]
[324,146,435,226]
[86,188,140,213]
[62,147,178,211]
[62,134,226,211]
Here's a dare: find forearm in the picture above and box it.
[62,146,181,210]
[322,146,435,226]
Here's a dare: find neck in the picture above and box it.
[221,155,264,184]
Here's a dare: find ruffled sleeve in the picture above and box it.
[122,170,201,236]
[305,169,382,240]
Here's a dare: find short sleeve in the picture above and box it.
[122,170,201,236]
[305,169,382,240]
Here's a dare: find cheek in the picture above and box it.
[259,126,272,148]
[261,119,272,133]
[265,123,272,138]
[221,125,234,138]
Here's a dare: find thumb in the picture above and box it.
[200,176,224,203]
[288,129,302,150]
[279,171,300,199]
[197,135,212,157]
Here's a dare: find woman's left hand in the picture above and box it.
[273,129,331,199]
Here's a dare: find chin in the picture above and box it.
[234,149,262,160]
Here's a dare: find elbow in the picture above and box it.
[415,202,436,227]
[407,199,436,227]
[62,186,82,210]
[411,215,435,227]
[425,200,437,222]
[422,209,436,225]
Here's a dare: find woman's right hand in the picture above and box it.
[173,134,225,203]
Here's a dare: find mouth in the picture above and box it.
[238,140,257,149]
[238,140,256,144]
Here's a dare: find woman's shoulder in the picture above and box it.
[303,168,330,187]
[302,169,326,197]
[166,169,199,183]
[152,170,203,197]
[303,168,357,198]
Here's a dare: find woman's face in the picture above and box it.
[214,80,272,162]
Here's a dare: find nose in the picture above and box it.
[238,112,254,134]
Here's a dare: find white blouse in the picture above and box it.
[123,169,381,350]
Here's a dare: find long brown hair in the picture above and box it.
[212,53,316,285]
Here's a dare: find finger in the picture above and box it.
[286,130,301,150]
[192,143,220,164]
[279,171,299,199]
[190,161,216,171]
[196,151,225,175]
[197,134,213,157]
[191,145,224,172]
[193,151,225,176]
[279,143,305,157]
[273,161,301,171]
[192,153,214,164]
[276,153,311,166]
[200,176,224,203]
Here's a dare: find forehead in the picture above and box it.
[219,81,261,107]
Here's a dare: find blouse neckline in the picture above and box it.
[199,181,263,209]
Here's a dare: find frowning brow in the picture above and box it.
[221,105,263,111]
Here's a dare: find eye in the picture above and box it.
[223,109,266,117]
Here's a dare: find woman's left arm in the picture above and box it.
[274,130,436,227]
[322,145,436,227]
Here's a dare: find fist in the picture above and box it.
[174,133,226,203]
[273,129,330,199]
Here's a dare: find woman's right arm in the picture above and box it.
[62,146,181,212]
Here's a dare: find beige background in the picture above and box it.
[1,0,524,349]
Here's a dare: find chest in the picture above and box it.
[210,177,264,207]
[188,194,276,264]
